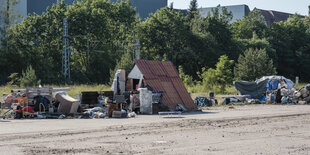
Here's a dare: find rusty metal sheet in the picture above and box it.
[134,60,196,110]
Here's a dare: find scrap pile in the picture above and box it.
[194,93,217,107]
[1,60,197,120]
[0,87,136,119]
[234,76,309,104]
[293,84,310,104]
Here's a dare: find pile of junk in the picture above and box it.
[0,87,139,119]
[0,60,197,119]
[233,75,310,104]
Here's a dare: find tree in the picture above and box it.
[187,0,198,23]
[4,0,137,85]
[178,66,194,87]
[169,2,174,10]
[199,55,234,93]
[0,0,20,52]
[234,48,276,81]
[237,33,277,67]
[0,0,20,83]
[194,7,240,60]
[7,72,20,86]
[137,7,190,64]
[232,10,267,39]
[267,14,310,81]
[20,65,41,87]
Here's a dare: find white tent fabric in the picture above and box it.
[255,76,294,89]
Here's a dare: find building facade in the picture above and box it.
[199,4,250,23]
[11,0,167,23]
[254,8,305,26]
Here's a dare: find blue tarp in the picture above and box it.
[267,80,279,90]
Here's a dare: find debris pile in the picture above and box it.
[294,84,310,104]
[1,60,197,120]
[234,76,310,105]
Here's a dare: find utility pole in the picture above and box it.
[133,39,140,59]
[62,18,90,83]
[5,0,9,53]
[62,18,70,83]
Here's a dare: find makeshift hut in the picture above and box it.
[234,75,294,100]
[127,60,197,111]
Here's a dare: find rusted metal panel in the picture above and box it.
[134,60,196,110]
[172,78,197,109]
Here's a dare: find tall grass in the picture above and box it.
[186,84,239,95]
[294,83,308,90]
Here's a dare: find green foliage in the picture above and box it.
[7,72,20,86]
[267,14,310,81]
[138,7,189,62]
[1,0,310,87]
[237,33,277,66]
[198,55,234,93]
[178,66,194,87]
[196,7,233,48]
[20,65,41,87]
[187,0,199,23]
[109,52,134,83]
[232,10,267,39]
[234,48,276,81]
[2,0,137,85]
[0,0,20,40]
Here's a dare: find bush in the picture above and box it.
[234,48,276,81]
[198,55,234,93]
[7,73,20,86]
[20,65,41,87]
[178,66,194,87]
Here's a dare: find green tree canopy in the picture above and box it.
[267,14,310,81]
[110,51,134,83]
[234,48,276,81]
[232,10,267,39]
[4,0,137,84]
[187,0,198,23]
[20,65,41,87]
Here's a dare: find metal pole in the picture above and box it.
[63,18,70,83]
[135,39,140,60]
[5,0,9,53]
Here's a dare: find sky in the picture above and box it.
[168,0,309,16]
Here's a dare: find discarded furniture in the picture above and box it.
[55,92,79,114]
[81,91,99,107]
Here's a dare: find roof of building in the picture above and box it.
[134,59,197,110]
[254,8,305,26]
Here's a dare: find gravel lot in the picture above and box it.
[1,104,310,155]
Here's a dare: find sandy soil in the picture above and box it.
[1,104,310,155]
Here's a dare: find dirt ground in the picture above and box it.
[1,104,310,155]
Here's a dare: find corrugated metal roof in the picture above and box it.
[134,60,197,110]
